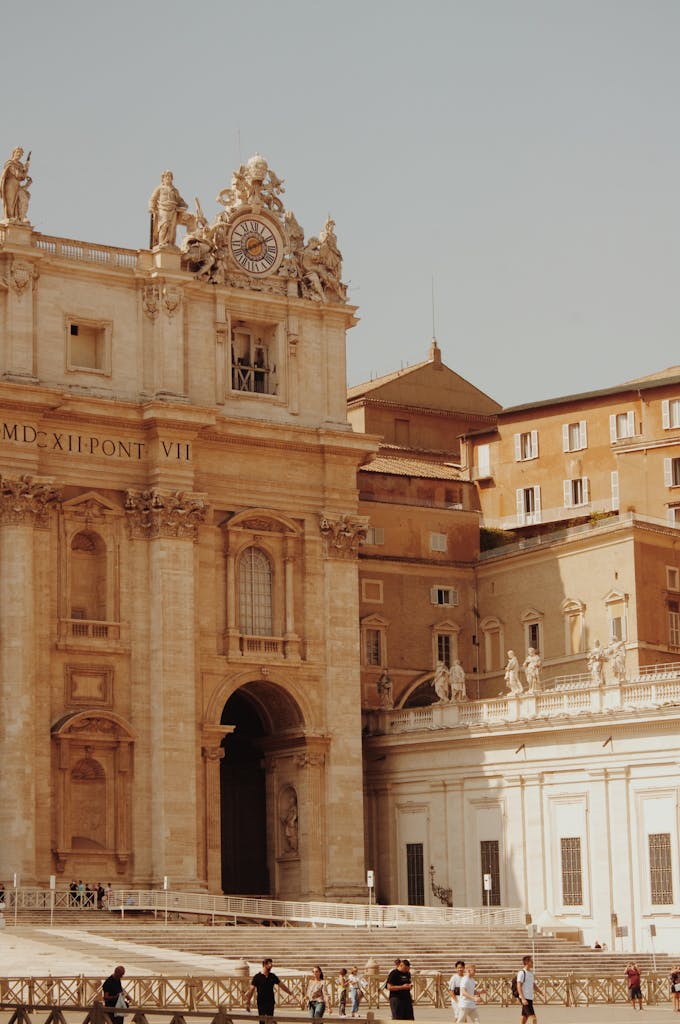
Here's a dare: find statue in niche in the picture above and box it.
[523,647,542,693]
[608,639,627,683]
[148,170,194,248]
[0,146,32,222]
[449,659,467,700]
[504,650,523,695]
[280,788,299,854]
[377,668,394,709]
[433,660,451,703]
[587,639,607,686]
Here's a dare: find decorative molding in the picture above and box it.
[0,474,61,527]
[319,511,369,559]
[8,259,38,295]
[142,283,160,320]
[294,751,325,768]
[162,284,182,318]
[124,488,209,540]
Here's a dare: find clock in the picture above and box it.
[228,215,283,276]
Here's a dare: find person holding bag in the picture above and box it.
[306,965,331,1018]
[102,965,129,1024]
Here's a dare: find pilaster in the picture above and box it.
[0,474,60,882]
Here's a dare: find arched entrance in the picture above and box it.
[219,678,309,897]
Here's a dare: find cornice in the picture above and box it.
[348,396,498,425]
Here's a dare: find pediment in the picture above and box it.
[62,491,120,516]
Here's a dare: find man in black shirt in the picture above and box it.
[245,958,292,1016]
[386,958,414,1020]
[101,965,128,1024]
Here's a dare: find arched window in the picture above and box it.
[480,616,504,672]
[70,530,107,621]
[238,547,273,636]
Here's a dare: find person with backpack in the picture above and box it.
[515,955,537,1024]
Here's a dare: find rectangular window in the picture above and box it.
[669,601,680,647]
[477,444,491,478]
[664,458,680,488]
[67,319,110,373]
[563,421,587,452]
[231,323,278,395]
[516,486,541,525]
[610,411,635,442]
[365,628,382,666]
[437,633,452,666]
[406,842,425,906]
[564,477,589,508]
[362,579,383,603]
[669,508,680,528]
[430,586,459,606]
[560,837,584,906]
[430,532,447,552]
[662,399,680,430]
[527,622,540,652]
[480,840,501,906]
[667,567,680,592]
[515,430,538,461]
[607,601,626,642]
[365,526,385,546]
[649,833,673,904]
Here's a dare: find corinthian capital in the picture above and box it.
[124,488,209,540]
[0,474,61,527]
[318,511,369,559]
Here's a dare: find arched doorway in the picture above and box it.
[219,679,306,896]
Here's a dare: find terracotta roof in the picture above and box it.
[347,359,431,399]
[360,452,465,480]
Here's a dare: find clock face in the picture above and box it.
[229,216,282,276]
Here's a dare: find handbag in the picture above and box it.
[115,993,127,1009]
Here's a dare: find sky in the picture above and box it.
[3,0,680,407]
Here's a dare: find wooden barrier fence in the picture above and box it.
[0,973,675,1009]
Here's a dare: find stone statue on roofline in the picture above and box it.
[607,638,627,683]
[449,659,467,700]
[377,668,394,709]
[148,170,195,248]
[587,639,607,686]
[1,146,32,222]
[504,650,523,695]
[523,647,542,693]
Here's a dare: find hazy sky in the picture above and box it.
[3,0,680,407]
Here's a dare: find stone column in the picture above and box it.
[224,532,241,658]
[294,750,326,897]
[283,535,301,660]
[1,226,39,381]
[202,725,233,892]
[126,488,208,887]
[0,475,60,882]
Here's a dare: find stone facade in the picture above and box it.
[0,154,373,897]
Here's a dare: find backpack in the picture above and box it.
[511,970,525,1000]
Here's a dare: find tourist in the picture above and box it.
[670,963,680,1012]
[625,962,643,1011]
[306,965,331,1018]
[101,965,129,1024]
[448,961,465,1013]
[336,968,349,1016]
[245,958,292,1016]
[516,956,537,1024]
[348,965,367,1017]
[457,964,484,1024]
[386,958,414,1020]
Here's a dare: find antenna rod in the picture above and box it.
[431,274,437,341]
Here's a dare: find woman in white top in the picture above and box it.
[306,965,331,1018]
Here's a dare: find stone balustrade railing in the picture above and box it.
[373,671,680,735]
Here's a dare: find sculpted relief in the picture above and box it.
[179,153,348,302]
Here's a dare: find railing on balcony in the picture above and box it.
[58,618,121,641]
[239,635,284,657]
[374,666,680,735]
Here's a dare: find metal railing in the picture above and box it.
[108,889,525,928]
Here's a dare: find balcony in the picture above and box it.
[57,618,125,652]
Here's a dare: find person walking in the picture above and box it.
[348,966,367,1017]
[386,958,414,1020]
[516,956,537,1024]
[625,961,643,1011]
[245,958,292,1016]
[456,964,484,1024]
[101,965,129,1024]
[336,969,349,1016]
[448,961,465,1014]
[306,965,331,1018]
[670,963,680,1012]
